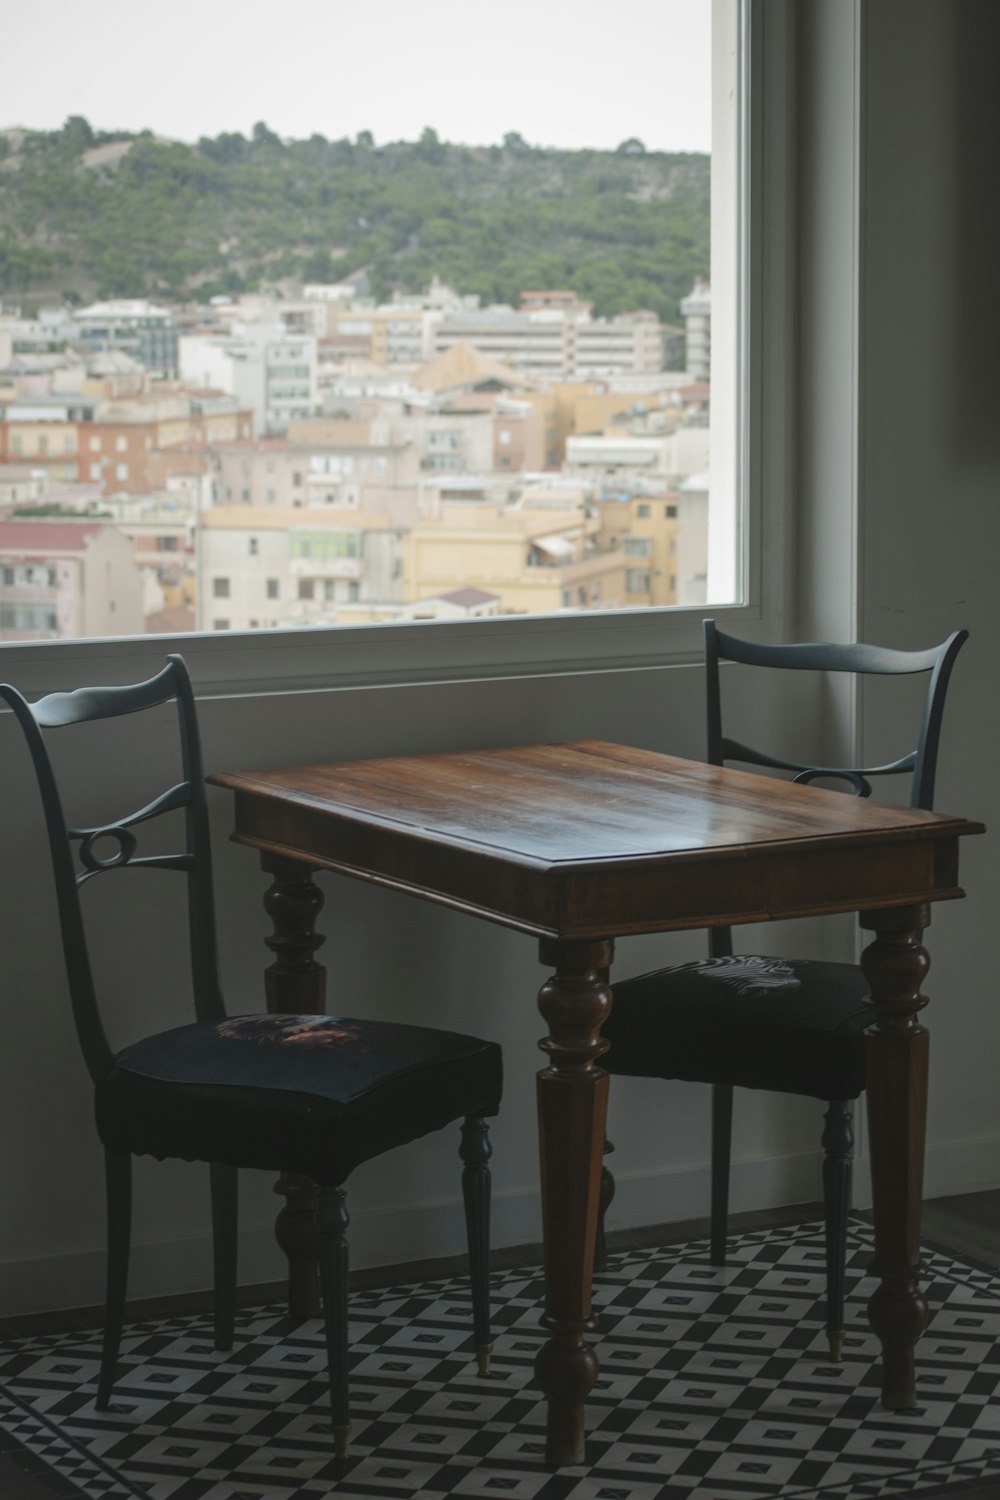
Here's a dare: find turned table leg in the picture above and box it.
[535,937,613,1467]
[859,904,931,1410]
[261,852,327,1318]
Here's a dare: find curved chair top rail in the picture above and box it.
[707,626,968,677]
[703,620,968,815]
[29,659,184,729]
[0,652,224,1082]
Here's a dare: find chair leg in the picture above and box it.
[594,1139,616,1273]
[317,1186,351,1458]
[460,1116,494,1375]
[710,1084,734,1266]
[97,1150,132,1409]
[210,1162,238,1351]
[822,1099,854,1360]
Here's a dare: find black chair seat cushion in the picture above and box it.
[602,956,872,1100]
[95,1013,503,1185]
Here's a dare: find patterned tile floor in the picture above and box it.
[1,1221,1000,1500]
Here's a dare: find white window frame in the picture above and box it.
[0,1,794,701]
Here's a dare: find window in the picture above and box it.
[299,579,314,600]
[291,531,361,562]
[248,537,258,556]
[266,579,279,599]
[0,603,58,631]
[213,577,230,598]
[0,0,780,686]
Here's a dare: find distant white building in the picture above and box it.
[0,309,77,368]
[675,470,709,604]
[179,325,318,435]
[72,300,179,377]
[565,433,674,478]
[565,425,709,488]
[680,279,711,381]
[434,294,666,380]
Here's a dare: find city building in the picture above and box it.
[213,425,421,511]
[0,309,77,366]
[196,505,404,630]
[564,425,709,487]
[594,490,680,607]
[403,497,626,614]
[680,278,711,381]
[399,586,501,620]
[79,393,253,496]
[0,518,143,639]
[0,394,100,477]
[433,294,667,380]
[179,326,318,434]
[71,300,180,378]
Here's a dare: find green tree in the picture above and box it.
[60,115,95,153]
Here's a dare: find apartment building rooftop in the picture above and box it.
[73,300,175,323]
[414,342,534,394]
[0,519,102,552]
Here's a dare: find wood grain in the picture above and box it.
[211,740,983,1464]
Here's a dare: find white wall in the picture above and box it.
[1,658,751,1313]
[796,0,1000,1203]
[854,1,1000,1192]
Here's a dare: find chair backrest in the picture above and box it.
[702,619,968,956]
[0,652,225,1082]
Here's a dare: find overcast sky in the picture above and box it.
[1,0,711,153]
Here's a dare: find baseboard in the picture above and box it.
[599,1148,825,1236]
[0,1224,283,1319]
[4,1136,998,1317]
[847,1129,1000,1211]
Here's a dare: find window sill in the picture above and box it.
[0,602,764,700]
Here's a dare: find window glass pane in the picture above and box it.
[0,0,741,642]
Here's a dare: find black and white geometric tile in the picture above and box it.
[1,1221,1000,1500]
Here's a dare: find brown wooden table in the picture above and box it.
[210,740,983,1466]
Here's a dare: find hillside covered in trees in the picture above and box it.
[0,117,709,321]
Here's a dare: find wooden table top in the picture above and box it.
[211,741,983,940]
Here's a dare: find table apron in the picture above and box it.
[228,793,965,939]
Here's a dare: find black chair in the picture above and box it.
[598,619,967,1358]
[1,652,502,1455]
